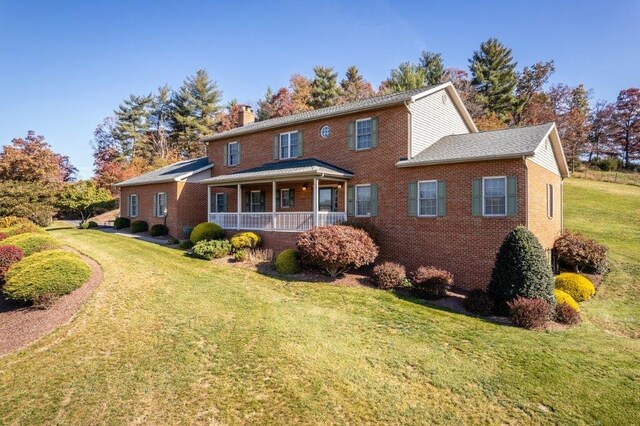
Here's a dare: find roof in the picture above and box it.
[199,158,353,185]
[203,83,454,141]
[114,157,213,187]
[397,122,558,166]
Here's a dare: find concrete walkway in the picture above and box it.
[99,227,173,246]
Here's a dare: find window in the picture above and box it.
[483,177,507,216]
[356,118,372,150]
[129,194,138,217]
[228,142,239,166]
[250,191,262,212]
[280,189,292,208]
[215,193,225,213]
[418,180,437,216]
[155,192,167,217]
[355,185,371,216]
[320,125,330,138]
[547,184,554,218]
[279,131,299,159]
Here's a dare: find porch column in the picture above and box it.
[207,185,211,222]
[312,177,319,227]
[344,182,348,219]
[236,183,241,230]
[272,181,277,231]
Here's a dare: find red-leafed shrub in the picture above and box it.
[0,232,6,241]
[0,245,24,282]
[410,266,453,299]
[296,225,378,277]
[554,231,608,274]
[507,297,552,329]
[372,262,406,289]
[555,304,581,326]
[464,290,495,316]
[339,220,381,244]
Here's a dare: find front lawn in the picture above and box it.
[0,178,638,424]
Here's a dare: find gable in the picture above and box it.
[531,136,561,176]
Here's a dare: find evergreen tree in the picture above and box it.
[340,66,374,103]
[469,38,518,122]
[309,66,342,109]
[381,62,426,93]
[170,69,221,158]
[419,51,444,85]
[256,87,275,121]
[514,61,555,124]
[113,94,153,160]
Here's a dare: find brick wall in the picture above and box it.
[526,159,563,250]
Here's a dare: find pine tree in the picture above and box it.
[170,69,221,158]
[469,38,518,122]
[340,66,374,103]
[113,94,153,160]
[256,87,275,121]
[309,66,342,109]
[419,51,444,85]
[381,62,426,93]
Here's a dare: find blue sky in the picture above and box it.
[1,0,638,178]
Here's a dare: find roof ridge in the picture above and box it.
[469,122,554,135]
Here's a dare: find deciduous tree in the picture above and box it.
[611,88,640,169]
[289,74,313,112]
[257,87,296,120]
[514,61,555,125]
[56,180,113,223]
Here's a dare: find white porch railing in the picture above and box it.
[208,212,347,232]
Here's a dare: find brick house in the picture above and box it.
[118,82,569,289]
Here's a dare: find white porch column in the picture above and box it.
[207,185,211,221]
[343,182,348,218]
[312,177,319,227]
[236,183,241,230]
[272,181,277,231]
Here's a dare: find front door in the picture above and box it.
[318,188,337,212]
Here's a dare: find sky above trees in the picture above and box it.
[1,0,638,178]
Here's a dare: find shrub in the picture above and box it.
[489,226,556,312]
[234,249,247,262]
[182,226,194,238]
[0,216,28,228]
[507,296,552,329]
[230,231,262,250]
[371,262,406,289]
[3,250,91,303]
[464,290,495,316]
[410,266,453,299]
[339,219,380,243]
[247,248,274,264]
[150,224,168,237]
[0,232,6,241]
[555,273,596,302]
[275,249,302,274]
[167,236,180,245]
[191,240,232,260]
[554,288,580,312]
[554,231,608,274]
[178,240,194,250]
[0,232,60,256]
[114,217,130,229]
[80,221,98,229]
[296,225,378,277]
[0,218,43,237]
[190,222,225,244]
[130,220,149,234]
[0,245,24,282]
[555,304,581,326]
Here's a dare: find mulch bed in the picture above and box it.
[0,248,103,356]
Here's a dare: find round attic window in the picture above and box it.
[320,125,330,138]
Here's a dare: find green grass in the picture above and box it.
[0,179,638,424]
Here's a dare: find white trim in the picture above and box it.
[155,192,168,217]
[482,176,507,217]
[355,117,373,151]
[250,190,262,213]
[355,184,372,217]
[280,188,292,208]
[417,180,438,217]
[215,193,225,213]
[227,141,239,166]
[279,131,300,160]
[128,194,138,217]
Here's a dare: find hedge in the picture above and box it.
[114,217,130,229]
[130,220,149,234]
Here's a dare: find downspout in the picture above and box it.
[523,156,529,228]
[404,101,412,159]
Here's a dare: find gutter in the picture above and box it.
[404,100,413,158]
[523,155,529,228]
[395,152,535,168]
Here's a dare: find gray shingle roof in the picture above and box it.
[203,84,446,141]
[398,123,555,167]
[115,157,213,187]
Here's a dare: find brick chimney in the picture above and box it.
[238,105,255,127]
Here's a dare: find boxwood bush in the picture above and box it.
[371,262,406,289]
[275,249,301,275]
[0,245,24,282]
[230,231,262,250]
[130,220,149,234]
[113,217,130,230]
[191,240,232,260]
[0,232,60,256]
[555,273,596,302]
[3,250,91,303]
[554,288,580,312]
[150,224,168,237]
[190,222,225,244]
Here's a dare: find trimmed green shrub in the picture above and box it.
[230,231,262,250]
[411,266,453,299]
[555,304,581,325]
[234,249,247,262]
[339,219,381,243]
[554,288,580,312]
[507,296,552,329]
[150,224,168,237]
[190,222,225,244]
[489,226,556,311]
[275,249,301,275]
[554,231,608,274]
[464,290,495,316]
[114,217,130,229]
[167,236,180,245]
[130,220,148,234]
[372,262,406,289]
[3,250,91,303]
[80,221,98,229]
[0,232,60,256]
[0,245,24,282]
[178,240,194,250]
[191,240,232,260]
[555,273,596,302]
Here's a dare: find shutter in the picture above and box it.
[290,188,295,208]
[223,144,228,166]
[245,191,250,212]
[222,193,228,212]
[371,117,379,148]
[472,178,482,216]
[348,121,355,150]
[507,176,517,216]
[347,186,355,216]
[276,189,281,208]
[273,135,279,160]
[237,142,241,164]
[298,131,304,157]
[437,180,446,217]
[370,184,378,217]
[408,182,417,216]
[260,190,266,212]
[153,193,157,217]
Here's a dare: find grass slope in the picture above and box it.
[0,178,638,424]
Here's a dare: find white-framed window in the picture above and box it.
[155,192,167,217]
[547,184,554,218]
[228,141,239,166]
[128,194,138,217]
[355,184,371,216]
[216,193,225,213]
[250,190,262,212]
[483,176,507,216]
[356,118,373,150]
[280,189,292,208]
[279,131,299,159]
[418,180,437,217]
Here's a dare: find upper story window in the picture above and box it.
[228,142,239,166]
[129,194,138,217]
[280,131,299,159]
[418,180,437,216]
[155,192,167,217]
[356,118,373,150]
[483,177,507,216]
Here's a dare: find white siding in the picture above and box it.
[410,89,470,157]
[186,170,213,183]
[531,137,561,175]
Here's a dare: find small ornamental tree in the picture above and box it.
[296,225,378,277]
[488,226,555,311]
[56,180,113,223]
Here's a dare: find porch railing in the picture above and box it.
[208,212,346,232]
